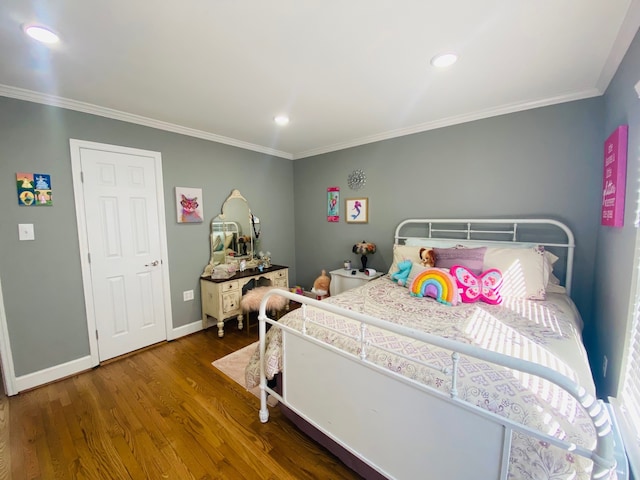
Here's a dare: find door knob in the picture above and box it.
[145,260,159,267]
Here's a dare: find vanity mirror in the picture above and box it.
[202,189,258,277]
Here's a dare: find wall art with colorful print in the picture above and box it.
[16,173,52,206]
[176,187,204,223]
[346,197,368,223]
[327,187,339,222]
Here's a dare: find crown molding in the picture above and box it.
[0,84,293,160]
[292,89,602,159]
[1,84,602,162]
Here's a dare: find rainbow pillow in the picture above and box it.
[409,268,459,306]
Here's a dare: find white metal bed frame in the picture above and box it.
[255,219,618,480]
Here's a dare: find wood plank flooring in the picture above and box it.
[2,325,362,479]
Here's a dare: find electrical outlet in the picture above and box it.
[603,355,608,378]
[183,290,194,301]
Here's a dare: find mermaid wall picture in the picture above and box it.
[345,197,368,224]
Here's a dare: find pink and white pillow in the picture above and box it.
[450,265,503,305]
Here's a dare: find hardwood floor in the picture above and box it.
[4,324,362,479]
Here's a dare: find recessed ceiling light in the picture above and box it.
[23,24,60,44]
[274,115,290,126]
[430,53,458,68]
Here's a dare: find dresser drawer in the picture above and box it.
[221,281,239,293]
[272,270,287,280]
[274,277,288,287]
[271,268,288,288]
[222,292,240,314]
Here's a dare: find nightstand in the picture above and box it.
[329,268,383,296]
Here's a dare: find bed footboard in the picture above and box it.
[256,289,618,480]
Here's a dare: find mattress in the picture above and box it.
[245,277,611,479]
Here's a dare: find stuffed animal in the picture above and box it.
[391,259,413,286]
[419,247,435,267]
[311,269,331,296]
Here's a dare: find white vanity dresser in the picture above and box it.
[201,265,288,337]
[200,189,289,337]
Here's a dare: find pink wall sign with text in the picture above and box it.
[601,125,628,227]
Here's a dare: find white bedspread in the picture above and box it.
[245,277,614,480]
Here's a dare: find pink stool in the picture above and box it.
[239,286,289,333]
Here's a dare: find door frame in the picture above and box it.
[69,139,173,365]
[0,276,17,395]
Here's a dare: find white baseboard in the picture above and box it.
[11,320,204,394]
[14,355,94,394]
[170,320,203,340]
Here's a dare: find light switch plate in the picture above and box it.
[18,223,35,241]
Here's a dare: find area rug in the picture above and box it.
[212,341,275,403]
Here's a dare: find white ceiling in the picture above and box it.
[1,1,639,160]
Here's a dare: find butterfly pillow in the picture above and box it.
[450,265,503,305]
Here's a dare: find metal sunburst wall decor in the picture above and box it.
[347,169,366,190]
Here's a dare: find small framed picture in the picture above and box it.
[345,197,368,223]
[327,187,339,222]
[176,187,203,223]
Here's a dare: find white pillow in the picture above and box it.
[224,232,234,249]
[484,246,547,300]
[545,274,567,294]
[543,251,559,286]
[388,245,424,275]
[212,234,223,252]
[406,262,429,287]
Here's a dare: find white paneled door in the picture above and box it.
[70,140,171,363]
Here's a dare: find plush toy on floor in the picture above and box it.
[311,269,331,297]
[391,259,413,286]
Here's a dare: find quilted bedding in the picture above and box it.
[245,277,615,480]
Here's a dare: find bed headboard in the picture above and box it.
[394,218,575,295]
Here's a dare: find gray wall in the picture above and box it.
[293,99,604,352]
[594,28,640,397]
[0,96,295,376]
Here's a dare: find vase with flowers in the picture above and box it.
[352,241,376,272]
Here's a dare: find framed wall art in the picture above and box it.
[346,197,368,223]
[176,187,203,223]
[16,172,52,206]
[327,187,339,222]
